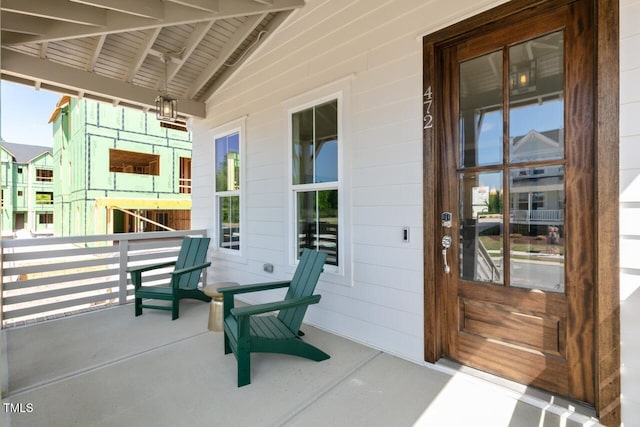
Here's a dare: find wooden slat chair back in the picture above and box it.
[174,237,210,289]
[277,249,327,334]
[218,248,330,386]
[128,236,212,320]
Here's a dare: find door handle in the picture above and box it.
[442,235,452,274]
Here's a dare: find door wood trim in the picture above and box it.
[422,0,620,425]
[594,0,621,424]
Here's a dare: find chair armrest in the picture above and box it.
[126,261,176,274]
[171,262,211,277]
[230,295,321,317]
[218,281,291,295]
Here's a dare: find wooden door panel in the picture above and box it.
[459,299,564,356]
[457,333,569,395]
[430,0,595,405]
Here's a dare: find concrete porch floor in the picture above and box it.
[2,301,600,427]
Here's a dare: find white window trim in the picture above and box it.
[285,77,353,286]
[211,117,247,263]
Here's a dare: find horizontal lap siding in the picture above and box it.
[192,0,505,362]
[621,0,640,422]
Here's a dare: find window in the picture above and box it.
[291,99,339,266]
[179,157,191,194]
[36,192,54,205]
[215,132,241,252]
[17,167,23,174]
[36,169,54,182]
[109,149,159,175]
[39,213,54,224]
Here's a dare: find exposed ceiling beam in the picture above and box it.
[126,28,162,82]
[0,12,51,36]
[69,0,165,20]
[86,35,107,71]
[201,10,291,101]
[40,42,49,59]
[2,0,304,45]
[164,0,219,13]
[1,0,107,26]
[159,21,214,89]
[187,13,266,99]
[1,48,206,118]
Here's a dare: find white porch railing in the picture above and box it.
[0,229,207,328]
[510,209,564,224]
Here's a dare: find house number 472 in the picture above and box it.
[423,86,433,129]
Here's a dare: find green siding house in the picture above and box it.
[0,141,54,237]
[50,96,193,237]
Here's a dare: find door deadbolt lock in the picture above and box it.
[441,212,452,228]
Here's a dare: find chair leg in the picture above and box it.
[224,332,232,355]
[172,296,179,320]
[237,350,251,387]
[135,297,142,316]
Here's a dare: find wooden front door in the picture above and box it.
[425,0,596,404]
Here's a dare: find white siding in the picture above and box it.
[192,2,636,424]
[620,0,640,422]
[191,0,506,363]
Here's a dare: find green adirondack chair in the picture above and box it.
[219,248,330,387]
[128,237,212,320]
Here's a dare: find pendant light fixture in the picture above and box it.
[156,53,178,122]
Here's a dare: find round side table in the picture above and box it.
[203,282,238,332]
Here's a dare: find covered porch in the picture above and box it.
[2,301,599,426]
[0,0,631,425]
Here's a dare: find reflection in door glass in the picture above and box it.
[459,172,503,285]
[459,51,503,168]
[509,167,564,292]
[509,31,564,163]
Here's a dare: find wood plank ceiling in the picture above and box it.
[0,0,305,119]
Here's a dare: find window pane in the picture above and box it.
[297,190,338,266]
[35,192,54,205]
[314,100,338,183]
[459,51,503,167]
[292,100,338,185]
[509,166,564,292]
[509,31,564,162]
[219,196,240,251]
[459,171,504,284]
[292,108,314,185]
[215,133,240,192]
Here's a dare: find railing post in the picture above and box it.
[0,237,4,327]
[118,237,129,305]
[1,237,6,398]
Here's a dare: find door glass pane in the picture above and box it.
[459,172,503,284]
[297,190,338,266]
[509,166,564,292]
[459,51,503,168]
[509,31,564,162]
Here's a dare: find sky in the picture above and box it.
[1,80,63,147]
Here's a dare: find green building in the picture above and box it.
[0,141,55,237]
[50,96,192,236]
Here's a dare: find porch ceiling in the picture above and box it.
[0,0,305,119]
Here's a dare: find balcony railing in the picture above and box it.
[179,177,192,193]
[510,209,564,224]
[0,229,207,328]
